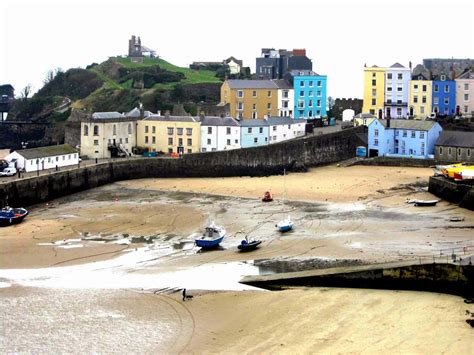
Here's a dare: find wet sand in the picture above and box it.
[1,165,474,353]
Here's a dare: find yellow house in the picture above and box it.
[362,65,385,118]
[221,79,279,119]
[137,116,201,154]
[408,80,432,119]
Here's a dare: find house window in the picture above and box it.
[467,149,471,157]
[145,136,149,144]
[252,90,257,97]
[309,100,313,107]
[168,137,173,145]
[372,73,376,77]
[177,128,183,135]
[372,79,376,86]
[267,103,272,109]
[259,127,263,133]
[152,136,156,144]
[422,96,427,104]
[317,91,321,97]
[433,97,439,105]
[94,139,99,146]
[422,85,427,92]
[254,138,258,143]
[371,99,376,105]
[152,126,156,134]
[226,139,230,145]
[167,127,174,135]
[125,138,128,143]
[434,84,439,93]
[309,81,313,87]
[374,139,378,146]
[439,147,443,154]
[186,128,192,135]
[414,84,418,91]
[128,123,132,134]
[300,81,304,87]
[267,91,272,97]
[420,131,424,138]
[145,125,149,133]
[444,97,449,105]
[273,126,277,131]
[187,139,192,146]
[414,96,418,103]
[308,91,313,97]
[247,128,252,133]
[374,129,379,137]
[237,90,243,98]
[464,83,469,90]
[403,130,407,137]
[207,139,211,145]
[387,73,392,79]
[420,106,425,114]
[237,102,244,110]
[440,75,446,81]
[93,125,99,136]
[226,127,231,134]
[83,125,89,136]
[411,131,416,138]
[397,86,402,92]
[309,110,313,117]
[465,106,469,113]
[300,91,304,97]
[208,127,212,134]
[178,138,183,146]
[168,148,173,153]
[448,147,452,155]
[283,91,288,98]
[386,87,392,92]
[252,111,257,119]
[444,85,449,93]
[398,73,403,80]
[317,81,322,87]
[464,94,469,101]
[298,100,304,108]
[317,100,321,107]
[113,125,117,135]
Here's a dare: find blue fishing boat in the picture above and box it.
[195,223,226,249]
[0,206,29,227]
[276,215,294,233]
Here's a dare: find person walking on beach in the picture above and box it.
[182,288,186,301]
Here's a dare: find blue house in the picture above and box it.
[432,72,456,117]
[291,70,327,119]
[240,119,269,148]
[368,119,443,158]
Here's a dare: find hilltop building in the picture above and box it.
[128,35,156,62]
[256,48,312,80]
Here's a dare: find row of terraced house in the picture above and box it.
[79,107,306,159]
[362,63,474,120]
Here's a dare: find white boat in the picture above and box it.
[454,169,474,182]
[276,215,294,232]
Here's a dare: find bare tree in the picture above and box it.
[20,84,32,100]
[43,67,63,85]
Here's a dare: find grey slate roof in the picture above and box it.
[267,117,298,125]
[15,144,77,160]
[125,107,153,118]
[92,112,125,119]
[390,62,405,68]
[412,64,431,80]
[144,115,198,123]
[226,80,278,89]
[289,70,320,76]
[200,116,240,127]
[435,131,474,148]
[273,79,293,89]
[376,119,438,131]
[239,119,269,127]
[457,70,474,80]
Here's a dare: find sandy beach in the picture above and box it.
[1,164,473,353]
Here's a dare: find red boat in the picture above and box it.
[262,191,273,202]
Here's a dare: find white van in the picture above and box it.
[0,167,17,176]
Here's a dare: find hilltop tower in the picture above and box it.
[128,35,142,57]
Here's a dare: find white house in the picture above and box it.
[267,117,306,144]
[6,144,79,172]
[384,63,411,118]
[276,80,294,117]
[224,57,242,75]
[200,116,241,152]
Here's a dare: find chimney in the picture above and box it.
[139,102,144,119]
[165,110,170,118]
[409,61,412,70]
[157,110,161,116]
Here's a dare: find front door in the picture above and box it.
[378,109,383,119]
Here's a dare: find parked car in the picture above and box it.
[0,167,17,176]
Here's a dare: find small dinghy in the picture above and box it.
[0,206,29,227]
[414,200,439,207]
[276,215,294,232]
[195,222,226,249]
[262,191,273,202]
[238,238,262,252]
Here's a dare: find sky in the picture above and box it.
[1,0,473,100]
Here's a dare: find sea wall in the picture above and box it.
[353,156,437,167]
[429,176,474,210]
[241,262,474,298]
[0,127,365,207]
